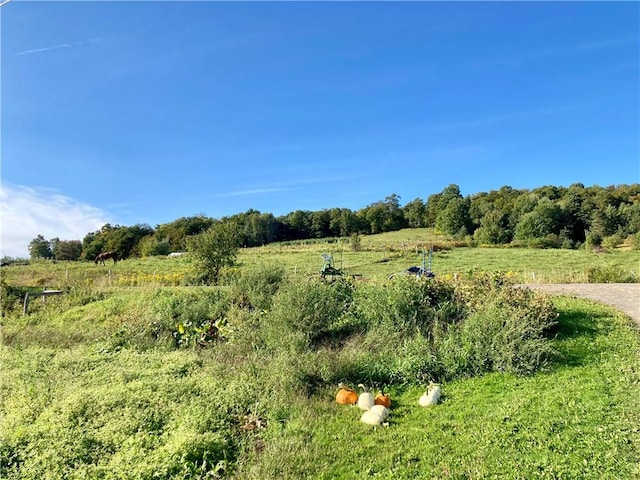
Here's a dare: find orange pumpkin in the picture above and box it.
[336,387,358,405]
[374,392,391,408]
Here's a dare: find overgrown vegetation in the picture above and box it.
[1,269,632,478]
[2,231,639,478]
[186,220,241,284]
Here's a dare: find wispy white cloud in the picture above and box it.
[420,106,572,132]
[0,183,113,258]
[16,43,72,56]
[215,187,294,198]
[574,36,639,53]
[474,35,638,69]
[15,37,101,56]
[204,172,369,201]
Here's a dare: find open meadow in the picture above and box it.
[1,229,639,479]
[2,229,639,288]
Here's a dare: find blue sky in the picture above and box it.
[2,1,639,257]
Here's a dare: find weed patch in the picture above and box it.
[1,254,638,478]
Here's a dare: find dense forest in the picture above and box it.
[22,183,640,261]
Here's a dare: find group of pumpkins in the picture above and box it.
[335,383,442,427]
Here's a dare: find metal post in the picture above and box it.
[23,293,30,315]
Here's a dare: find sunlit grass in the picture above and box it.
[2,252,639,478]
[238,299,640,479]
[2,229,638,287]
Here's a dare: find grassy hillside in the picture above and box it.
[2,229,639,291]
[1,229,639,478]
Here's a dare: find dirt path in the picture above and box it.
[523,284,640,327]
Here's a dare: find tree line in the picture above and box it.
[23,183,640,261]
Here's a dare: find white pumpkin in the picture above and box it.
[419,384,441,407]
[369,404,389,421]
[357,384,375,411]
[360,410,383,426]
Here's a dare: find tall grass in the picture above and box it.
[2,230,638,289]
[1,230,639,478]
[3,290,637,479]
[2,272,561,477]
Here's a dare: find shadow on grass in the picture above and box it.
[551,303,613,367]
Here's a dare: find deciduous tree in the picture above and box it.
[187,220,241,284]
[28,235,52,259]
[53,240,82,260]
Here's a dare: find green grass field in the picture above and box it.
[1,229,639,479]
[2,229,639,289]
[2,297,639,479]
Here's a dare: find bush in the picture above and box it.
[350,233,362,252]
[230,265,287,312]
[601,232,624,249]
[584,231,602,251]
[262,278,354,350]
[387,280,558,381]
[187,221,241,284]
[526,234,561,249]
[150,288,230,348]
[585,265,638,283]
[0,280,25,316]
[139,236,171,257]
[318,274,557,383]
[351,277,459,340]
[460,303,555,376]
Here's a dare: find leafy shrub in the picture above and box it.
[0,280,26,316]
[522,234,562,249]
[139,236,171,257]
[262,278,354,350]
[150,288,230,348]
[352,276,460,340]
[601,232,624,249]
[584,231,602,250]
[460,306,555,375]
[428,285,554,379]
[187,221,241,284]
[350,233,362,252]
[230,265,287,312]
[585,265,638,283]
[340,276,558,383]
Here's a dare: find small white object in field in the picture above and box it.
[357,384,375,411]
[419,383,441,407]
[369,404,389,421]
[360,410,383,426]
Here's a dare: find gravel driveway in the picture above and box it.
[522,283,640,327]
